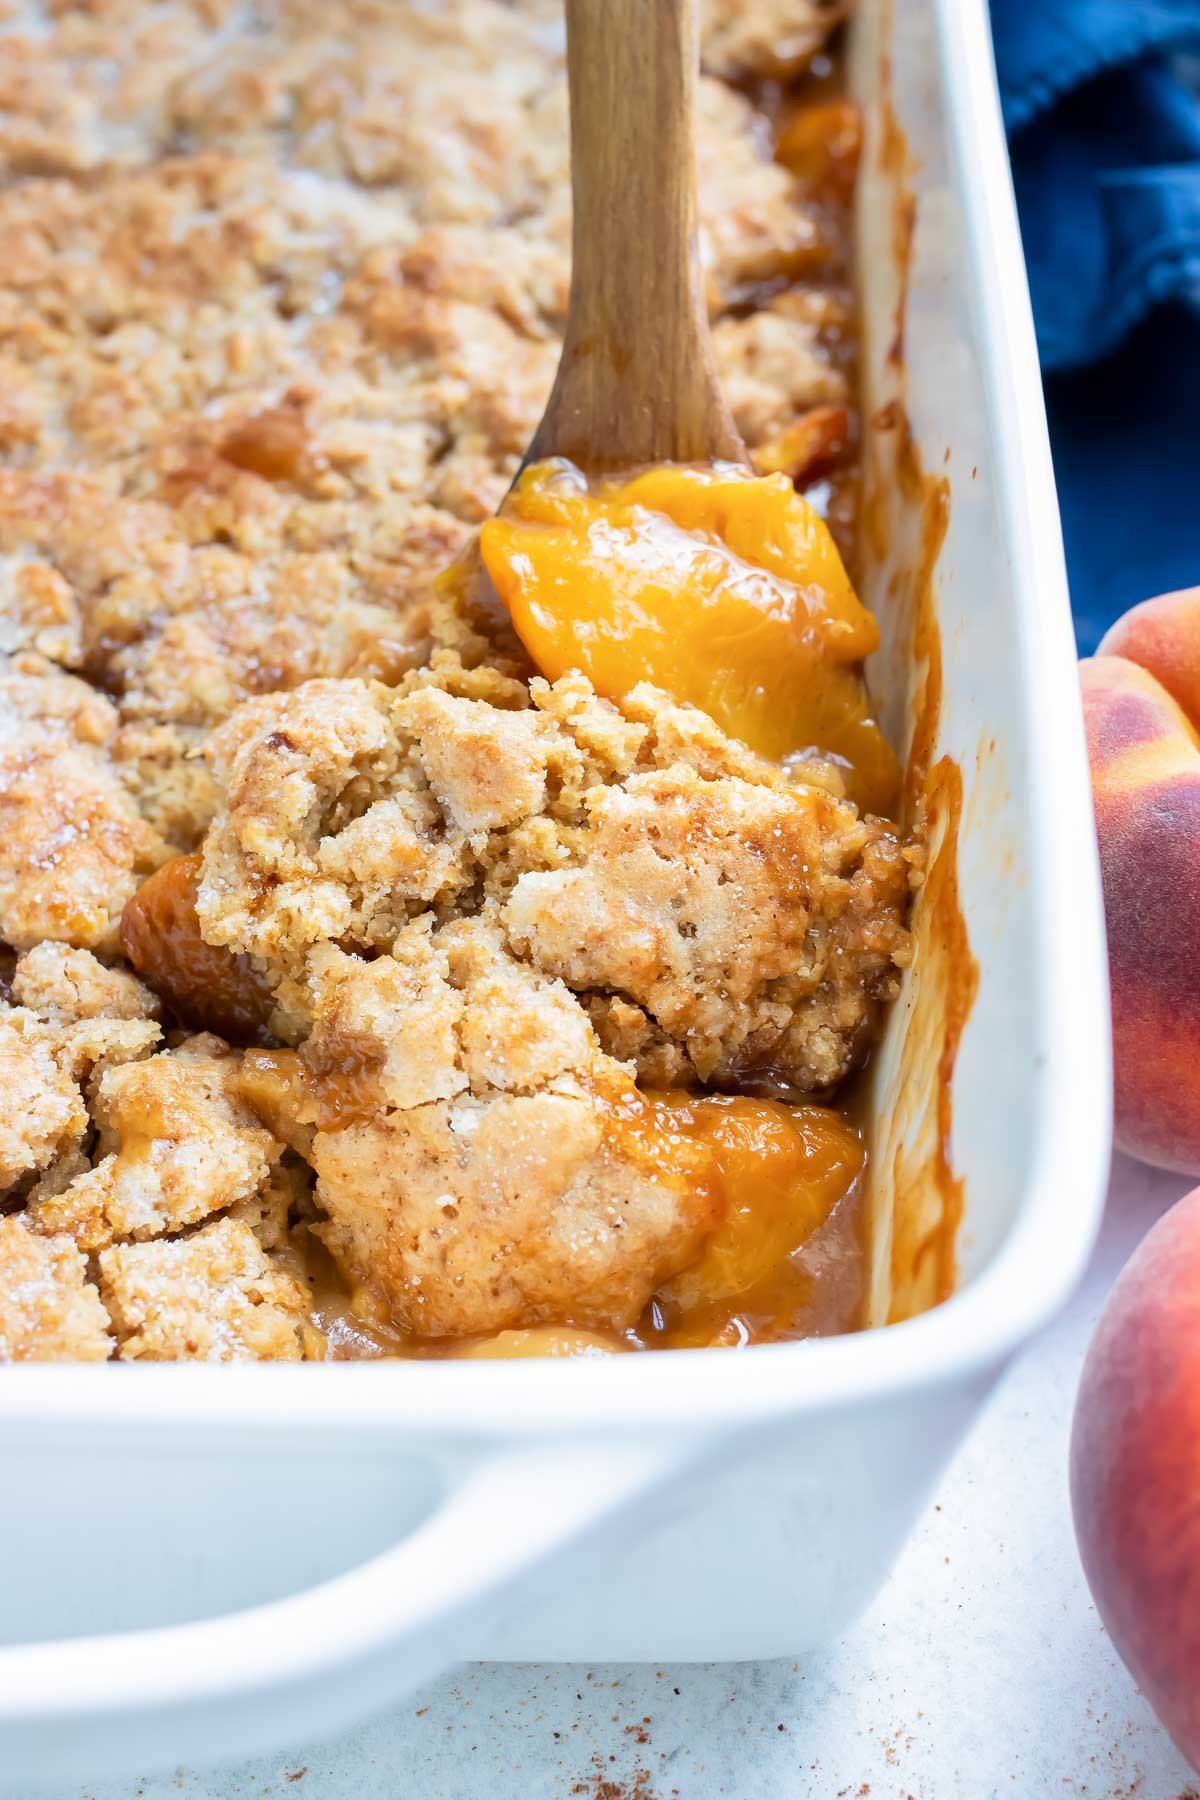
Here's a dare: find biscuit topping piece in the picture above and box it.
[27,1038,281,1253]
[238,921,722,1336]
[0,944,162,1197]
[192,666,910,1093]
[0,1218,111,1363]
[0,1014,88,1191]
[99,1217,310,1362]
[0,655,170,955]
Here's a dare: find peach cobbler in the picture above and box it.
[0,0,920,1363]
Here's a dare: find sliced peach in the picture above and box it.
[121,852,274,1043]
[775,101,863,202]
[648,1095,863,1348]
[480,462,898,814]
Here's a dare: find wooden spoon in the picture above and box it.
[520,0,748,476]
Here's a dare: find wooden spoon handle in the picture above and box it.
[522,0,747,475]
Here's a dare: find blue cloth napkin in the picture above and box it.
[990,0,1200,650]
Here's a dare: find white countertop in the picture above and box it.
[73,1156,1199,1800]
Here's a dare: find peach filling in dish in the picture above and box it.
[0,9,914,1363]
[2,461,914,1361]
[66,461,912,1362]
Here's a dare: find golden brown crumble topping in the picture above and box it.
[12,940,161,1025]
[238,913,724,1335]
[0,653,171,953]
[192,668,909,1091]
[0,942,161,1197]
[0,3,848,782]
[0,1013,88,1191]
[99,1216,311,1362]
[701,0,849,79]
[27,1037,282,1253]
[0,0,903,1360]
[0,1216,111,1362]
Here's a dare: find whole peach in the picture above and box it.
[1082,647,1200,1173]
[1100,587,1200,729]
[1072,1186,1200,1768]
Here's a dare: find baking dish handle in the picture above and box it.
[0,1437,688,1778]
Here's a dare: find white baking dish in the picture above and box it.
[0,0,1110,1783]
